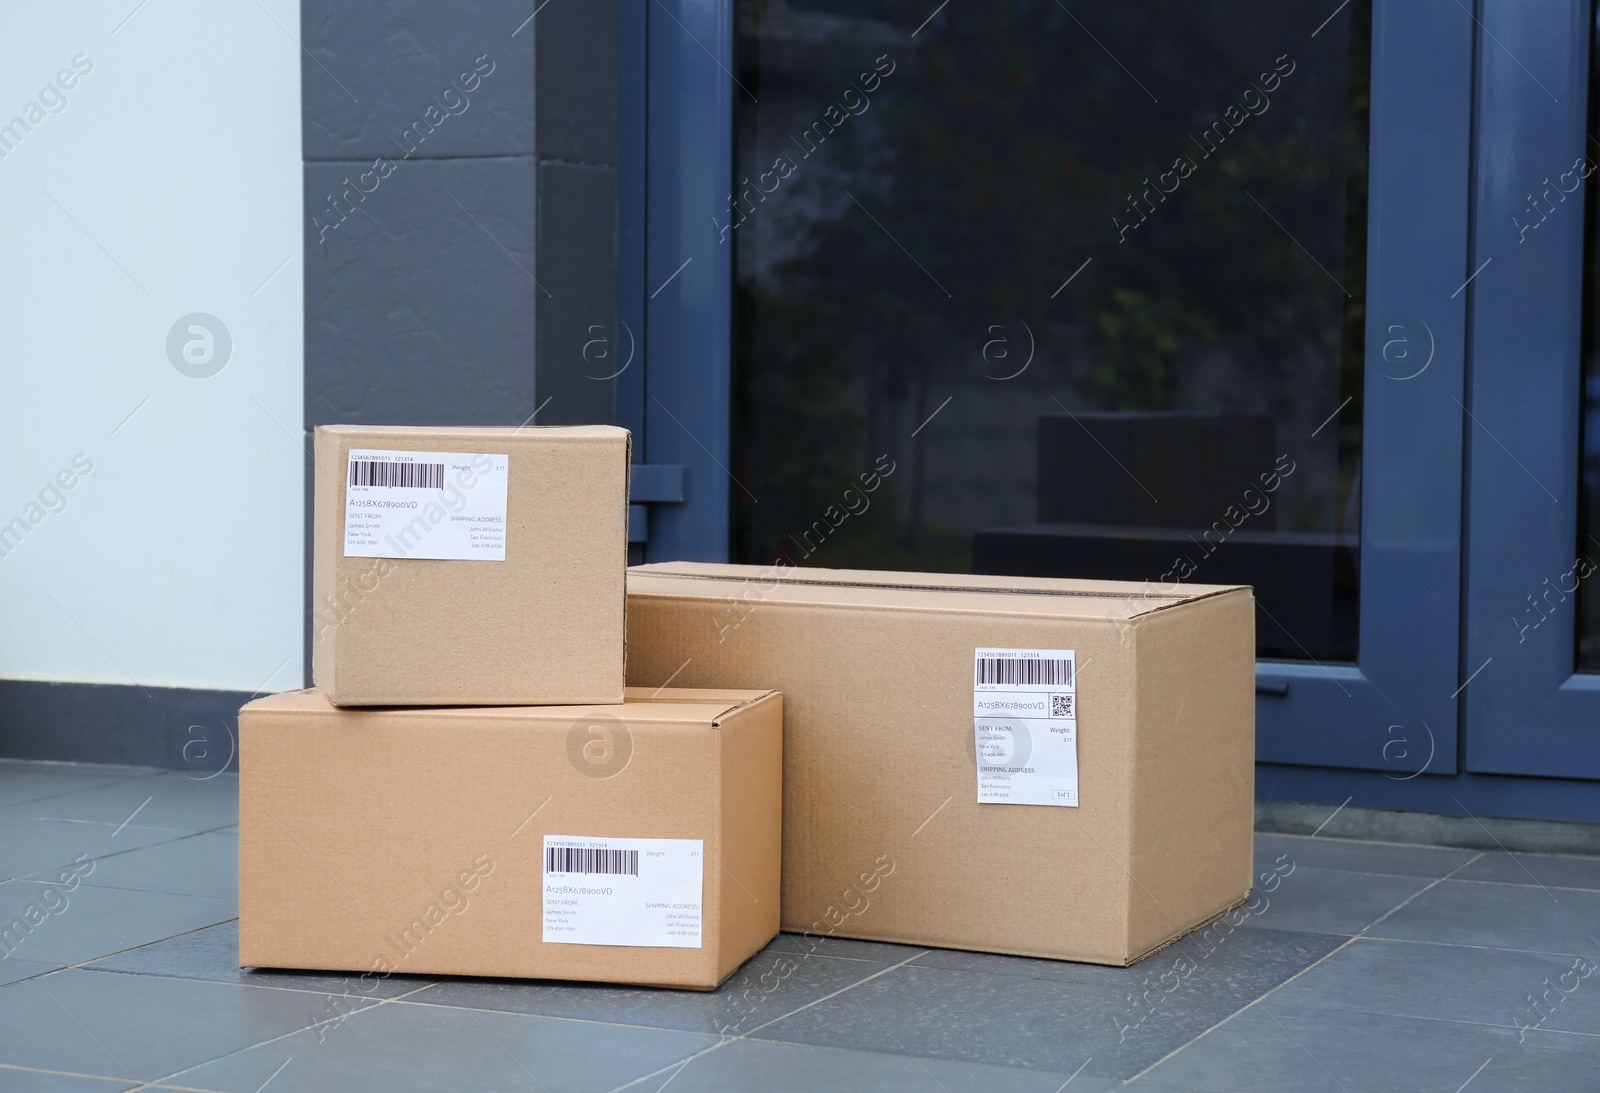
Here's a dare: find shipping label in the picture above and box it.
[973,647,1078,807]
[542,835,703,948]
[342,449,508,561]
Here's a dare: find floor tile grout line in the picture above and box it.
[380,951,917,1023]
[881,917,1582,987]
[11,827,239,895]
[0,963,63,989]
[75,825,236,861]
[62,947,893,1049]
[1238,999,1600,1040]
[1119,851,1495,1085]
[5,764,171,785]
[74,960,452,1006]
[0,777,158,811]
[24,918,243,979]
[599,1038,733,1093]
[739,949,910,967]
[1412,875,1600,895]
[74,964,430,1001]
[0,813,219,835]
[147,985,408,1088]
[1351,851,1484,937]
[382,991,764,1036]
[1116,932,1368,1085]
[17,879,238,900]
[0,824,232,867]
[150,971,747,1091]
[0,769,229,815]
[0,761,162,776]
[157,945,926,1088]
[1335,932,1600,960]
[0,1060,141,1085]
[1119,1000,1600,1089]
[740,949,932,1039]
[600,949,932,1093]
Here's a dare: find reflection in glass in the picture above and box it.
[731,0,1369,661]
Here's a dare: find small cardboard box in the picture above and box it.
[239,687,782,990]
[312,424,629,706]
[626,563,1255,966]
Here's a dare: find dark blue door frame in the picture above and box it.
[1254,0,1472,780]
[1463,0,1600,780]
[622,0,1600,821]
[620,0,734,562]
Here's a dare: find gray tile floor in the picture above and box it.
[1,758,1597,1091]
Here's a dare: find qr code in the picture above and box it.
[1051,694,1074,718]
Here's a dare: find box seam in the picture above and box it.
[710,688,781,728]
[629,591,1177,627]
[1128,585,1254,619]
[1121,616,1140,956]
[634,568,1241,604]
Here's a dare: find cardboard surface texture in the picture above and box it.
[626,563,1255,966]
[312,424,629,706]
[239,687,782,990]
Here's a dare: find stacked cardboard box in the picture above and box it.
[309,424,629,707]
[625,563,1256,966]
[240,426,783,989]
[240,688,780,989]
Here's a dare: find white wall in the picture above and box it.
[0,1,304,693]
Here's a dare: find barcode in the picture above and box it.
[545,847,639,876]
[349,460,444,489]
[976,657,1073,687]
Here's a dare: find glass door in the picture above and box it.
[632,0,1475,775]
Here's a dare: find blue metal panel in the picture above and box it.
[1463,0,1600,777]
[630,463,687,502]
[1256,0,1472,774]
[616,0,648,445]
[641,0,734,561]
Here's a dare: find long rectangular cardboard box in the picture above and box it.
[626,563,1255,966]
[313,424,629,706]
[239,687,782,990]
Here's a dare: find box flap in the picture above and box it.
[244,687,774,726]
[629,561,1247,622]
[319,424,626,442]
[621,686,779,723]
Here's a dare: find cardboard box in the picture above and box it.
[626,563,1255,966]
[312,424,629,706]
[239,687,782,990]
